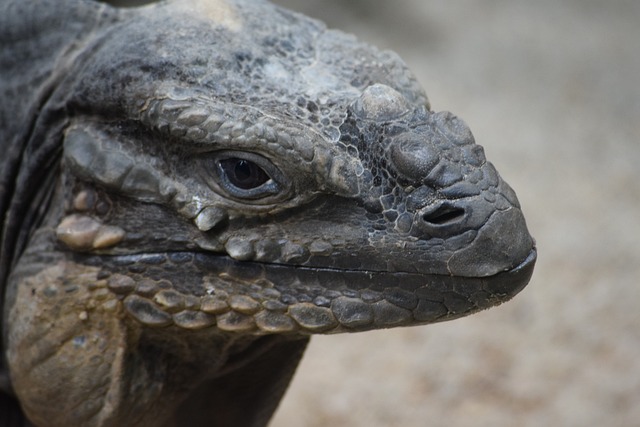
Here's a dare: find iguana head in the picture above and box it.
[47,0,536,333]
[1,0,535,425]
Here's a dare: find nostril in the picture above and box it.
[422,205,466,226]
[412,202,472,239]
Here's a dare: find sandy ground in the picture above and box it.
[268,1,640,426]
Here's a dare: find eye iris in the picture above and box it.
[220,158,270,190]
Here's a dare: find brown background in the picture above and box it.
[268,1,640,426]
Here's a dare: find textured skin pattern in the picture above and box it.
[0,0,536,426]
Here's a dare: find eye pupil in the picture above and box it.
[234,159,252,182]
[220,158,270,190]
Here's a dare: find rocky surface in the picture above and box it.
[270,1,640,426]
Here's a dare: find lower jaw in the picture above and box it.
[76,246,536,334]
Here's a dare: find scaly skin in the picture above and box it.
[0,1,536,426]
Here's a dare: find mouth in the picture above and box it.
[234,246,537,324]
[88,246,536,333]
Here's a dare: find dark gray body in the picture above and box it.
[0,1,536,426]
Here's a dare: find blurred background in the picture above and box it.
[268,1,640,426]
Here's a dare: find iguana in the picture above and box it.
[0,0,536,426]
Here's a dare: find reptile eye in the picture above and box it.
[219,158,270,190]
[212,152,283,200]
